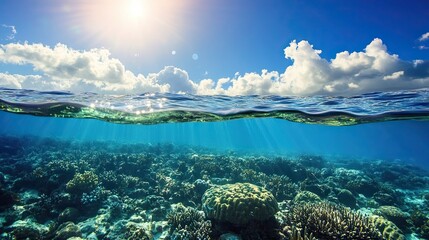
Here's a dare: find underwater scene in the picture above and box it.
[1,1,429,239]
[1,88,429,240]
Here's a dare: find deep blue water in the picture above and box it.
[1,87,429,169]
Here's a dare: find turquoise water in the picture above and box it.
[1,88,429,239]
[1,111,429,169]
[1,87,429,168]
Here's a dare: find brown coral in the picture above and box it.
[202,183,278,225]
[284,201,383,239]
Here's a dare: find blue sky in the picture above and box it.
[0,0,428,95]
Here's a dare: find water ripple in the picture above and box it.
[1,87,429,126]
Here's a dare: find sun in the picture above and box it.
[64,0,189,54]
[124,0,147,20]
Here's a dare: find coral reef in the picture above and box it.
[293,191,321,203]
[283,227,316,240]
[336,188,356,208]
[283,201,383,239]
[124,222,151,240]
[420,219,429,239]
[369,215,405,240]
[0,136,427,239]
[54,221,82,240]
[202,183,279,225]
[66,171,99,195]
[167,203,212,240]
[375,205,410,230]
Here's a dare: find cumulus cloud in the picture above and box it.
[0,42,195,94]
[1,39,429,96]
[417,32,429,50]
[0,73,43,89]
[197,38,429,96]
[419,32,429,42]
[1,24,17,40]
[146,66,196,94]
[383,71,404,80]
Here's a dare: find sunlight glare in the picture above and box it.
[66,0,189,53]
[126,0,146,19]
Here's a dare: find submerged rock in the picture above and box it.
[220,232,242,240]
[373,191,397,205]
[54,221,82,240]
[0,187,18,210]
[336,189,356,208]
[9,219,49,240]
[58,207,79,224]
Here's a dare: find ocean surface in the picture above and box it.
[1,87,429,239]
[1,87,429,167]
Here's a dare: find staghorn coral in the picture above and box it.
[284,201,383,239]
[239,168,267,184]
[265,175,298,201]
[202,182,279,225]
[283,227,316,240]
[167,203,212,240]
[66,171,99,195]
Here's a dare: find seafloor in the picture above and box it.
[0,136,428,240]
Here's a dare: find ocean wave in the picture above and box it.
[1,87,429,126]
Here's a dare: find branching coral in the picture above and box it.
[125,223,151,240]
[284,201,383,239]
[167,203,212,240]
[265,175,298,201]
[66,171,99,194]
[283,227,316,240]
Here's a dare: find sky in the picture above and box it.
[0,0,428,96]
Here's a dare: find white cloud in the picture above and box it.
[146,66,196,94]
[0,73,42,89]
[419,32,429,41]
[0,42,193,94]
[198,38,429,96]
[383,71,404,80]
[1,24,17,40]
[1,39,429,96]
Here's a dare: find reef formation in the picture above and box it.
[0,136,428,239]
